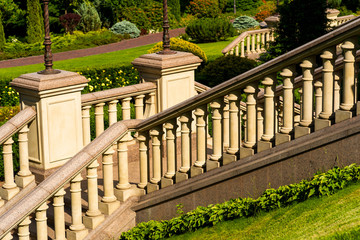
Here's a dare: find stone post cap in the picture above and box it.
[10,70,88,92]
[132,51,202,71]
[326,8,340,19]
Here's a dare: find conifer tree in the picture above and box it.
[168,0,181,21]
[26,0,44,43]
[0,12,5,51]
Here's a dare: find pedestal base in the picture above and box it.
[147,182,159,193]
[161,177,174,188]
[206,160,220,171]
[15,174,35,188]
[83,214,105,229]
[0,186,20,200]
[314,118,331,131]
[99,200,120,215]
[190,166,204,177]
[275,133,291,146]
[175,172,188,183]
[335,109,352,123]
[294,126,311,139]
[114,185,145,202]
[222,153,237,165]
[257,141,272,153]
[66,228,88,240]
[240,147,254,159]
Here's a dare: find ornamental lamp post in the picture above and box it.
[38,0,60,75]
[157,0,176,55]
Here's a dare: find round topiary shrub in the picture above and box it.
[148,37,207,63]
[185,17,235,43]
[232,16,259,30]
[110,20,140,38]
[197,55,258,87]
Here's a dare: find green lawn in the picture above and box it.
[168,182,360,240]
[0,36,237,82]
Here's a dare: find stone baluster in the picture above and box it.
[162,120,176,187]
[15,125,35,188]
[145,92,156,117]
[192,105,207,175]
[82,106,91,145]
[148,127,162,192]
[224,92,240,164]
[258,74,276,152]
[243,113,247,143]
[256,33,261,52]
[241,40,245,57]
[336,38,357,123]
[67,174,88,240]
[246,36,251,55]
[257,105,264,142]
[83,159,104,229]
[108,100,118,126]
[241,83,258,158]
[53,188,67,239]
[207,99,223,171]
[176,113,192,182]
[314,80,323,118]
[223,100,230,150]
[271,31,275,41]
[235,44,239,56]
[295,57,316,138]
[261,32,266,51]
[2,233,12,240]
[276,66,296,145]
[17,216,31,240]
[36,202,49,240]
[95,103,105,137]
[334,71,342,111]
[135,95,145,119]
[230,49,234,55]
[122,97,133,139]
[266,32,270,48]
[251,34,256,53]
[0,137,19,201]
[99,147,120,215]
[137,132,149,189]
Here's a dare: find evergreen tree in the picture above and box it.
[168,0,181,21]
[26,0,44,43]
[0,12,5,51]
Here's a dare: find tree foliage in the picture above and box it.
[0,0,26,38]
[0,12,5,51]
[75,1,102,32]
[26,0,44,43]
[169,0,181,21]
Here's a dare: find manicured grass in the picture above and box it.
[0,36,238,81]
[167,182,360,240]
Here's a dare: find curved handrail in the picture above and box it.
[137,16,360,131]
[0,119,142,238]
[0,107,36,145]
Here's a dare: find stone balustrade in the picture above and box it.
[0,107,36,206]
[1,16,360,240]
[222,28,274,57]
[334,15,356,26]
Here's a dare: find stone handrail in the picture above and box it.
[334,15,356,26]
[0,119,141,239]
[222,28,273,57]
[0,107,36,209]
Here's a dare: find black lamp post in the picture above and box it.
[157,0,176,55]
[38,0,60,75]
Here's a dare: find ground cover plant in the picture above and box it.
[120,164,360,239]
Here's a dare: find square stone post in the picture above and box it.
[11,70,88,181]
[132,51,202,112]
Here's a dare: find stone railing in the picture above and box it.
[333,15,356,26]
[0,107,36,208]
[1,16,360,240]
[222,28,274,57]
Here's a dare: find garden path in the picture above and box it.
[0,28,185,69]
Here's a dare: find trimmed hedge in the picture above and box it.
[148,38,207,63]
[120,164,360,239]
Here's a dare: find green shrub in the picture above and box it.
[110,20,140,39]
[148,37,208,63]
[0,83,19,106]
[76,1,102,32]
[225,0,263,13]
[185,18,235,43]
[169,0,181,21]
[197,55,257,87]
[232,16,259,30]
[187,0,221,18]
[122,7,150,33]
[0,12,5,51]
[120,164,360,239]
[26,0,44,43]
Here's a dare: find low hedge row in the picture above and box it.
[120,163,360,240]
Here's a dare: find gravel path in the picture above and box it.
[0,28,185,69]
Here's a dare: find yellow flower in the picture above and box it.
[103,70,105,73]
[101,83,105,86]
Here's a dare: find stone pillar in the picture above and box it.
[132,51,202,112]
[11,70,87,181]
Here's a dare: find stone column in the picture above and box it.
[132,51,202,112]
[11,70,87,181]
[161,120,177,188]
